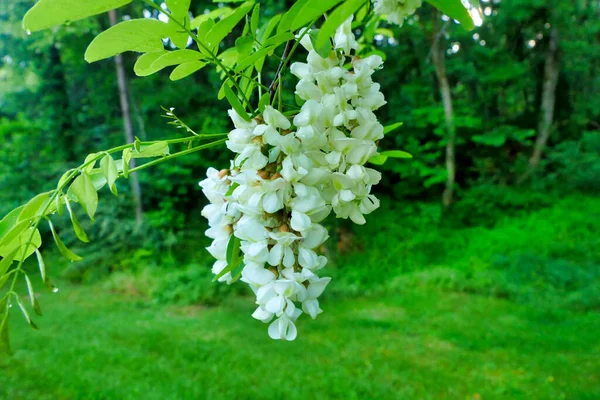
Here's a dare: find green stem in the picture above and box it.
[127,138,227,174]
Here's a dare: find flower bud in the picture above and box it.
[279,223,290,233]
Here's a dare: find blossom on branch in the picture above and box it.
[200,17,387,340]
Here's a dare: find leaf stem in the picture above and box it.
[127,138,227,174]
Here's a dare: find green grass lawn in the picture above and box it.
[1,283,599,400]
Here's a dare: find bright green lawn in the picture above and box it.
[1,284,599,400]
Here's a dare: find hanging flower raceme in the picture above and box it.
[372,0,423,26]
[200,16,387,340]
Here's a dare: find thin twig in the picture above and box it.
[269,40,295,104]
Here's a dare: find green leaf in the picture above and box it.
[0,249,18,280]
[263,32,294,47]
[368,154,388,165]
[151,50,204,71]
[258,14,281,42]
[234,45,276,72]
[250,4,260,35]
[225,182,239,197]
[0,206,24,240]
[375,28,395,38]
[308,29,333,59]
[235,36,254,63]
[0,227,42,262]
[167,12,191,49]
[226,235,240,265]
[133,51,169,77]
[100,155,119,196]
[48,220,83,262]
[191,8,233,29]
[35,250,48,288]
[56,169,76,190]
[17,192,51,222]
[85,19,171,63]
[290,0,343,32]
[68,173,98,220]
[65,199,90,243]
[131,142,170,158]
[315,0,365,49]
[88,170,108,192]
[16,294,38,330]
[166,0,191,17]
[170,61,207,80]
[23,0,132,32]
[205,1,254,48]
[381,150,413,159]
[55,194,65,216]
[122,148,132,178]
[383,122,404,135]
[0,219,30,251]
[223,83,251,121]
[0,274,10,290]
[24,274,42,316]
[258,93,271,113]
[278,0,310,33]
[471,134,506,147]
[0,296,11,355]
[213,235,242,281]
[82,153,98,173]
[426,0,475,30]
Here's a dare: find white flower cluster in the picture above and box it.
[199,18,386,340]
[372,0,422,26]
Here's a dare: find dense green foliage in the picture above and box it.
[99,195,600,311]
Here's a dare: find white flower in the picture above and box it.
[212,260,233,284]
[263,106,291,129]
[252,306,274,323]
[201,15,388,340]
[372,0,422,26]
[297,276,331,319]
[265,278,303,315]
[268,230,298,268]
[241,240,270,263]
[235,216,269,242]
[334,16,358,54]
[242,262,277,287]
[296,28,314,51]
[206,237,229,260]
[268,309,301,341]
[236,145,268,171]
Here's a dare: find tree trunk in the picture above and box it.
[431,13,456,208]
[109,9,143,224]
[43,45,75,161]
[131,91,148,141]
[518,27,560,184]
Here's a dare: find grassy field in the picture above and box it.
[1,282,599,400]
